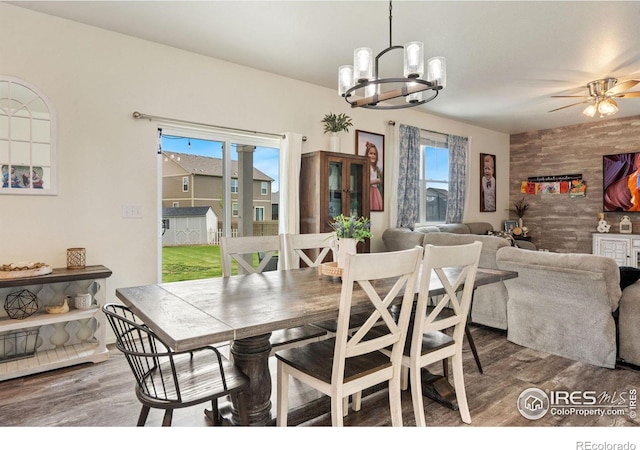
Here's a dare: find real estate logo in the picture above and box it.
[517,387,549,420]
[517,387,637,420]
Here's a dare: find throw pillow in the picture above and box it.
[487,230,516,247]
[619,266,640,290]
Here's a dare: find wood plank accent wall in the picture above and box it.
[510,115,640,254]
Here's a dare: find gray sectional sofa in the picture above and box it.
[496,246,621,368]
[382,223,640,369]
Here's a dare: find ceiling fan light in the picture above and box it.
[338,65,353,97]
[427,57,446,88]
[598,98,618,116]
[583,103,597,117]
[353,47,373,84]
[403,41,424,78]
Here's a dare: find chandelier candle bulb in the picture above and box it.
[406,82,423,104]
[338,65,354,96]
[353,47,373,83]
[427,57,446,88]
[403,41,424,78]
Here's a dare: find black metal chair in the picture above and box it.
[103,303,249,426]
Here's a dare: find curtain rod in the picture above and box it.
[133,111,306,141]
[387,120,447,138]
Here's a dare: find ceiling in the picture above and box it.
[9,1,640,134]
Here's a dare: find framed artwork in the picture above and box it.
[356,130,384,211]
[480,153,496,212]
[504,220,518,233]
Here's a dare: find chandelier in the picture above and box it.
[338,1,446,110]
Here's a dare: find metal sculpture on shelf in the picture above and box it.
[4,289,39,319]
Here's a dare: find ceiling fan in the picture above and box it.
[549,78,640,117]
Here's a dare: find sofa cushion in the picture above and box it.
[435,223,471,234]
[422,232,509,269]
[414,225,441,233]
[465,222,494,235]
[381,227,425,251]
[496,247,622,312]
[496,246,620,368]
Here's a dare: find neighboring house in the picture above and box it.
[162,206,218,246]
[426,187,448,223]
[162,151,274,230]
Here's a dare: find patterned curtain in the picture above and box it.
[397,124,421,227]
[446,135,468,223]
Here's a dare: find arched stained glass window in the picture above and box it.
[0,76,57,195]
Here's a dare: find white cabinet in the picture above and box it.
[592,233,640,267]
[0,265,111,381]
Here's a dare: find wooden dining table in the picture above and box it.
[115,265,517,426]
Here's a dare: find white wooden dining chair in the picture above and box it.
[275,246,423,427]
[283,232,336,270]
[220,234,328,354]
[405,241,482,425]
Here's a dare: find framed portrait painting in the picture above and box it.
[356,130,384,211]
[480,153,496,212]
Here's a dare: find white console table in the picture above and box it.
[0,265,112,381]
[592,233,640,268]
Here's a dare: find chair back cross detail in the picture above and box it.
[220,234,282,276]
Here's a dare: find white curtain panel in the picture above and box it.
[279,132,303,268]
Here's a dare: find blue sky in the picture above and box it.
[424,145,449,188]
[161,135,280,192]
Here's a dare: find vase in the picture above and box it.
[329,132,340,153]
[336,238,358,269]
[518,218,523,229]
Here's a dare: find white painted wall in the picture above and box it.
[0,4,509,300]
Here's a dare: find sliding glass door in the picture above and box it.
[158,125,280,281]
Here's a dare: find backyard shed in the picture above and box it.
[162,206,218,246]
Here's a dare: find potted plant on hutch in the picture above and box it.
[329,214,372,269]
[321,112,353,153]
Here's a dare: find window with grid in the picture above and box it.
[419,131,449,224]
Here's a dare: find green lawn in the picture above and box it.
[162,245,259,282]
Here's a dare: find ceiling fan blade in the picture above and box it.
[548,100,590,113]
[618,91,640,98]
[551,95,588,98]
[607,80,640,95]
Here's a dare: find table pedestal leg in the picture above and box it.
[229,333,273,425]
[420,369,459,411]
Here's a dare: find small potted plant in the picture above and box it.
[321,113,353,152]
[329,214,372,268]
[512,197,529,228]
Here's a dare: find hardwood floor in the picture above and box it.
[0,324,638,429]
